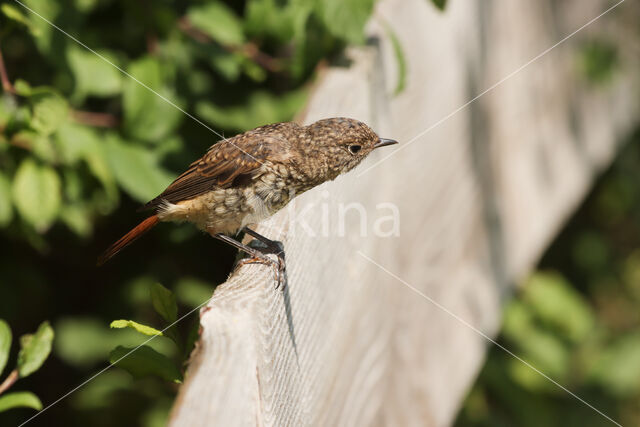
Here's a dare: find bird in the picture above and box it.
[97,117,398,276]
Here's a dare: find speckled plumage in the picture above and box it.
[98,117,397,265]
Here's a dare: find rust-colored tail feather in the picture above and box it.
[97,215,160,266]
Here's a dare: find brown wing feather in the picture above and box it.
[141,125,294,211]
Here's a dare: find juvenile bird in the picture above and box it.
[98,117,397,272]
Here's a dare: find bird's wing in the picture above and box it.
[142,137,272,211]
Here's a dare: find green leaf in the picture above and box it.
[187,2,245,46]
[122,57,183,143]
[30,133,57,163]
[196,89,307,132]
[71,370,131,410]
[0,392,42,413]
[314,0,375,44]
[510,327,569,382]
[184,317,201,360]
[589,332,640,396]
[245,0,307,42]
[54,317,175,367]
[0,173,13,227]
[55,123,99,164]
[580,40,618,85]
[1,4,29,25]
[104,135,173,202]
[17,321,54,378]
[67,47,122,100]
[151,283,178,323]
[0,320,11,376]
[523,272,594,343]
[109,345,182,383]
[13,79,32,96]
[55,124,118,205]
[1,4,40,36]
[12,159,61,231]
[74,0,100,13]
[175,278,214,308]
[21,0,60,54]
[209,51,242,81]
[110,320,163,337]
[383,22,407,96]
[59,204,92,237]
[150,283,181,349]
[572,231,610,275]
[30,93,69,136]
[241,57,267,82]
[502,301,570,383]
[431,0,447,11]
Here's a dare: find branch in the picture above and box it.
[0,370,18,395]
[71,110,119,128]
[10,134,32,150]
[139,0,158,54]
[177,17,283,73]
[0,43,16,95]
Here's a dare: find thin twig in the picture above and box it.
[10,134,32,150]
[139,0,157,54]
[71,110,119,127]
[0,43,16,95]
[177,17,283,72]
[0,370,19,395]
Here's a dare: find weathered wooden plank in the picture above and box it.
[169,1,638,425]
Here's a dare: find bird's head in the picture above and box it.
[303,117,398,179]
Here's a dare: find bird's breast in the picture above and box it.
[157,169,296,235]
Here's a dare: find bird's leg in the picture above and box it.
[212,232,285,287]
[242,227,285,261]
[242,227,286,287]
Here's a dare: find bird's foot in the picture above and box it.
[235,253,286,288]
[213,231,286,288]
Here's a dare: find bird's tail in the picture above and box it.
[97,215,160,266]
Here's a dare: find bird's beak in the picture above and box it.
[374,138,398,149]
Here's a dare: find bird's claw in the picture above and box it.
[235,252,286,289]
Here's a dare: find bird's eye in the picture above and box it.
[348,144,362,154]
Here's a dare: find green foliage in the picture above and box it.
[520,272,594,343]
[0,4,40,37]
[174,277,215,308]
[579,39,618,85]
[110,320,163,337]
[17,321,54,378]
[0,173,13,226]
[315,0,375,45]
[589,333,640,396]
[12,159,61,231]
[382,22,407,96]
[456,134,640,427]
[67,47,122,101]
[431,0,448,11]
[188,2,246,46]
[196,89,307,131]
[109,346,182,384]
[0,320,52,415]
[0,0,381,247]
[122,57,183,143]
[0,321,11,376]
[54,317,174,368]
[108,282,201,384]
[0,392,42,412]
[151,283,178,324]
[105,135,174,202]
